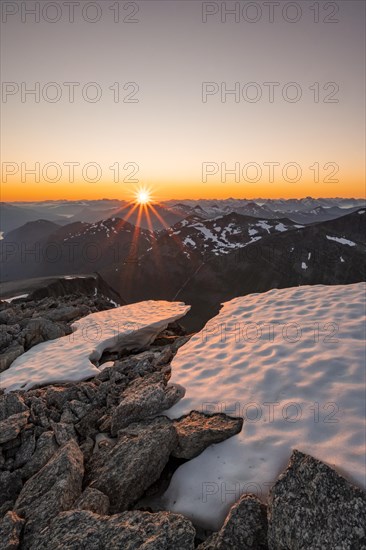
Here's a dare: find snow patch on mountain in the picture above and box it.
[256,220,271,233]
[167,214,300,257]
[0,301,190,392]
[2,294,29,303]
[274,223,287,232]
[326,236,356,246]
[183,236,196,246]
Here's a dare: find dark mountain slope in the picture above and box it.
[0,204,63,234]
[0,217,154,282]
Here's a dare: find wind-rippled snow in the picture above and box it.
[159,283,366,530]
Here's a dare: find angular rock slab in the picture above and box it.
[111,374,184,435]
[21,317,68,349]
[268,450,366,549]
[20,431,58,480]
[172,411,243,459]
[14,439,84,549]
[74,487,110,515]
[0,470,23,508]
[0,344,24,374]
[198,494,268,549]
[0,393,28,421]
[13,429,36,470]
[0,411,29,444]
[87,416,177,513]
[29,509,196,550]
[0,511,25,550]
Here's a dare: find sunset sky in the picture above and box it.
[1,0,365,201]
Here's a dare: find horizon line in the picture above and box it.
[2,196,366,203]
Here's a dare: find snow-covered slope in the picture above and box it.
[166,213,302,257]
[160,283,366,530]
[0,301,190,392]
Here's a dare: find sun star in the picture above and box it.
[136,189,151,205]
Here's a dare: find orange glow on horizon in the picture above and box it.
[0,178,365,202]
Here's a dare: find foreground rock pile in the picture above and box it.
[0,322,365,549]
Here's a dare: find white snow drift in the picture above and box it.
[0,301,190,392]
[326,235,356,246]
[160,283,366,530]
[2,294,29,303]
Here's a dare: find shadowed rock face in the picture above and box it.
[14,440,84,549]
[172,411,243,459]
[29,509,196,550]
[110,373,185,435]
[74,487,110,515]
[20,431,58,481]
[198,494,268,550]
[0,411,30,444]
[86,416,178,513]
[267,450,366,549]
[0,394,28,421]
[28,274,124,304]
[0,511,24,550]
[0,274,123,304]
[0,471,23,509]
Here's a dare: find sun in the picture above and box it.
[135,188,151,205]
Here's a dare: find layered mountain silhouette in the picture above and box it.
[0,217,154,282]
[2,198,365,235]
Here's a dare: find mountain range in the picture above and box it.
[1,198,364,235]
[2,199,364,330]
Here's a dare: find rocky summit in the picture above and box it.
[0,292,365,549]
[0,274,124,374]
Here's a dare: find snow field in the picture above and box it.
[159,283,366,529]
[0,301,190,392]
